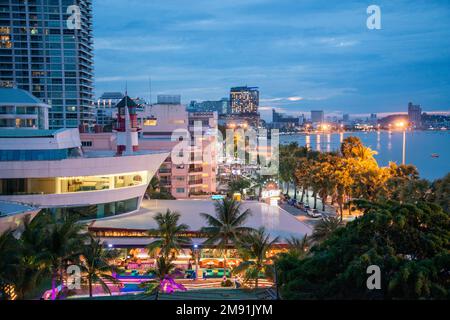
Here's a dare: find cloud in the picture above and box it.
[95,37,186,52]
[93,0,450,115]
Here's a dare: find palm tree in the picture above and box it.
[147,209,191,260]
[251,173,266,199]
[200,198,254,278]
[12,253,48,300]
[79,237,120,298]
[41,214,87,300]
[233,227,279,289]
[147,176,160,194]
[286,235,310,259]
[0,230,19,299]
[141,256,176,300]
[13,214,50,300]
[310,217,343,243]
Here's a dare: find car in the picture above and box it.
[294,202,304,209]
[307,209,322,218]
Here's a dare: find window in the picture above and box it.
[176,188,185,193]
[43,197,140,221]
[81,141,92,147]
[143,118,157,126]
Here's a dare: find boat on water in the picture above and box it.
[431,153,440,158]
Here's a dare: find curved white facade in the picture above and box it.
[0,127,169,220]
[0,152,169,217]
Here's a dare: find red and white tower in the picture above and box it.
[114,94,141,155]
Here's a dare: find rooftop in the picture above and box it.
[99,92,124,100]
[83,149,170,158]
[0,201,36,217]
[90,199,312,245]
[0,128,64,138]
[0,88,49,107]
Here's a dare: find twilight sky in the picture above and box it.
[93,0,450,120]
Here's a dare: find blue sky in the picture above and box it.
[93,0,450,120]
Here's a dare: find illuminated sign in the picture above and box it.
[261,190,280,199]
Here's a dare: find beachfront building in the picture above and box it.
[188,98,229,115]
[81,95,218,199]
[271,108,300,129]
[89,199,312,278]
[0,128,169,221]
[0,87,49,129]
[311,110,324,124]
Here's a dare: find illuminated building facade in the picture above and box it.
[408,102,422,128]
[0,0,95,129]
[311,110,324,124]
[230,86,259,114]
[0,128,168,220]
[0,87,49,129]
[80,96,218,199]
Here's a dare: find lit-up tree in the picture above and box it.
[147,209,191,260]
[234,227,279,289]
[201,198,254,279]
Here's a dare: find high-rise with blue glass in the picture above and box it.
[0,0,94,129]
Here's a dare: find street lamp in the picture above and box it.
[395,121,407,165]
[193,244,199,280]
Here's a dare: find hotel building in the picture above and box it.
[81,94,218,199]
[0,0,95,129]
[230,86,259,114]
[0,87,49,129]
[311,110,324,124]
[408,102,422,128]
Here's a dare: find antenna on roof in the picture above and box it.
[148,76,152,105]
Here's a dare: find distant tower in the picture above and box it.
[114,95,141,155]
[230,86,259,114]
[408,102,422,128]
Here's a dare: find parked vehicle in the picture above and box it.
[294,201,304,210]
[307,209,322,218]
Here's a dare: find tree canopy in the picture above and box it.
[276,200,450,300]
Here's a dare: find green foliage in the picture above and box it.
[429,173,450,213]
[228,177,251,196]
[201,198,254,278]
[276,201,450,299]
[310,217,343,243]
[147,209,191,260]
[233,227,279,288]
[200,198,254,249]
[0,213,87,300]
[221,279,234,287]
[148,191,175,200]
[79,237,120,298]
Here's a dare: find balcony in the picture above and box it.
[160,180,171,187]
[188,166,203,173]
[188,179,203,186]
